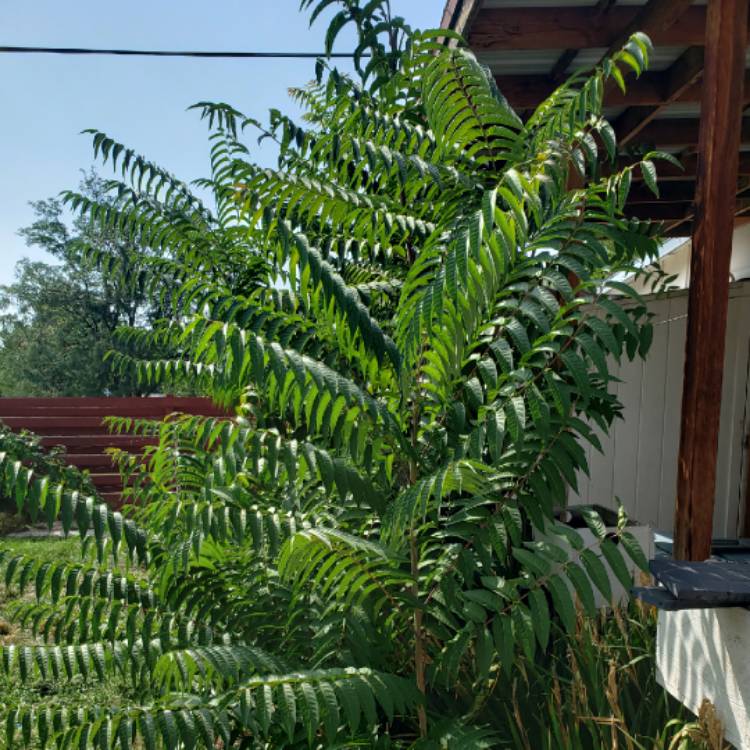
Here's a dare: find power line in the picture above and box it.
[0,45,370,59]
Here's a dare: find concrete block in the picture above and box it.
[657,607,750,749]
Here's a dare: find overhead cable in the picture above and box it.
[0,45,370,59]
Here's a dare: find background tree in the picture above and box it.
[0,259,119,396]
[1,166,269,396]
[0,172,156,395]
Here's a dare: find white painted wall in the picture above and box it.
[732,224,750,282]
[569,281,750,537]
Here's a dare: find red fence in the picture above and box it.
[0,397,227,506]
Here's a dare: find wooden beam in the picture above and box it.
[496,73,651,108]
[609,153,750,181]
[674,0,749,562]
[662,70,750,107]
[494,70,750,110]
[627,199,750,221]
[657,177,750,233]
[627,117,750,147]
[440,0,482,38]
[469,6,742,50]
[440,0,462,29]
[627,119,702,146]
[615,47,705,145]
[627,171,750,202]
[548,49,579,83]
[627,202,694,221]
[663,222,694,237]
[646,209,750,237]
[549,0,616,82]
[604,0,694,58]
[627,181,697,204]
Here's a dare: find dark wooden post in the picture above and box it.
[674,0,749,560]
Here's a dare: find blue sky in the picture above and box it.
[0,0,441,286]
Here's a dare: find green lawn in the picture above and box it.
[0,535,82,644]
[0,535,130,732]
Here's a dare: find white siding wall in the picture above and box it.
[570,281,750,537]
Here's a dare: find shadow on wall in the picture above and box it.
[657,607,750,748]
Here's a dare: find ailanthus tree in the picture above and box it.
[0,1,669,747]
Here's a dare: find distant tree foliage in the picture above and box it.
[0,172,154,395]
[0,167,268,397]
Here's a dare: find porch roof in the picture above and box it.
[440,0,750,236]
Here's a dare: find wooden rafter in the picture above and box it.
[661,177,750,234]
[615,47,704,145]
[673,0,749,561]
[743,433,750,538]
[449,1,750,225]
[603,0,694,58]
[628,198,750,221]
[605,153,750,182]
[440,0,482,39]
[627,181,699,204]
[663,213,750,236]
[627,117,750,147]
[549,0,616,82]
[493,70,750,110]
[627,203,694,221]
[468,6,746,50]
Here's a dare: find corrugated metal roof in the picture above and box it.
[573,46,690,72]
[478,46,692,75]
[657,102,703,118]
[475,49,564,74]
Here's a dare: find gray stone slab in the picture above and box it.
[632,586,721,611]
[650,559,750,605]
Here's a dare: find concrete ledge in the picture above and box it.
[657,607,750,748]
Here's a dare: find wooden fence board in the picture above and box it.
[0,397,225,417]
[1,397,228,508]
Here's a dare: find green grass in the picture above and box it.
[0,535,83,643]
[0,535,131,738]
